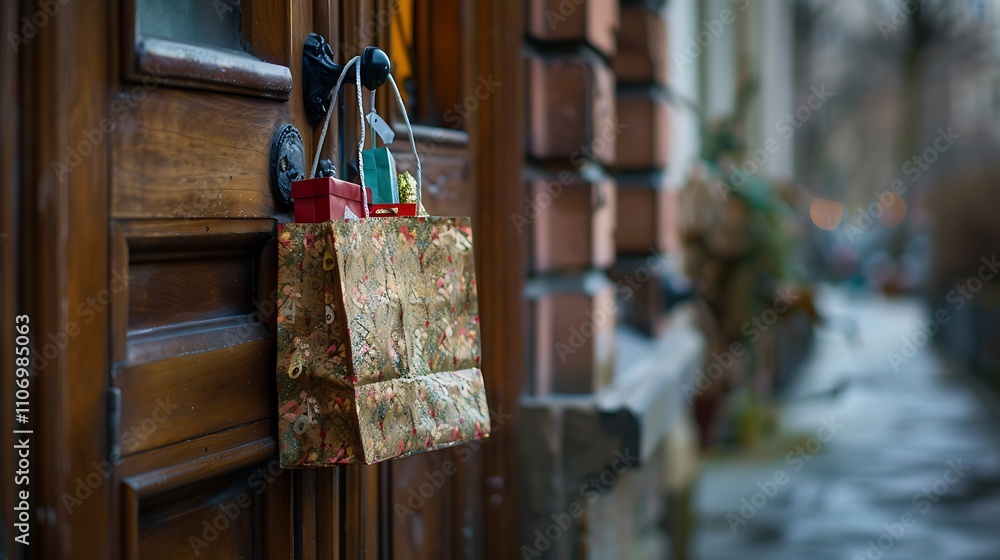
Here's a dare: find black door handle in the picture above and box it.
[302,33,392,125]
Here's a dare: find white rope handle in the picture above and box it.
[355,60,369,216]
[310,55,366,188]
[369,89,377,149]
[388,74,422,206]
[308,58,421,215]
[309,55,369,218]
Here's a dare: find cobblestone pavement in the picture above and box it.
[695,288,1000,560]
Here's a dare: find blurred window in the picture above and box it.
[390,0,466,129]
[137,0,250,54]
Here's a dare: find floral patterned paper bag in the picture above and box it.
[276,217,490,466]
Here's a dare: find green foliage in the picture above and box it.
[688,77,794,284]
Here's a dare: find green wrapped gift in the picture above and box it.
[362,147,398,204]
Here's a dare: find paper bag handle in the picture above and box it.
[310,56,370,216]
[387,74,423,207]
[309,57,422,211]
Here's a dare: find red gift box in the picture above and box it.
[291,178,373,223]
[369,203,418,217]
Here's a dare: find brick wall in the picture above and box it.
[520,1,691,559]
[521,0,676,388]
[524,0,621,397]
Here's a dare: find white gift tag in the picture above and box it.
[366,112,396,145]
[344,205,361,221]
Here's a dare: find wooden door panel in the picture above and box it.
[127,255,254,330]
[113,0,307,223]
[299,471,320,559]
[404,152,472,219]
[110,89,294,220]
[297,470,348,560]
[110,134,287,555]
[388,445,484,560]
[115,340,274,455]
[390,452,456,560]
[388,132,478,226]
[344,465,382,560]
[136,474,260,559]
[119,421,290,560]
[111,219,275,365]
[312,470,344,559]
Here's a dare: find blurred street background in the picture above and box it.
[673,1,1000,558]
[696,287,1000,559]
[9,0,1000,557]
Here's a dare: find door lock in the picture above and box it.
[269,124,306,207]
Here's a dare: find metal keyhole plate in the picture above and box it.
[269,124,306,207]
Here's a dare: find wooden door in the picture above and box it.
[113,0,373,555]
[9,0,525,558]
[101,1,319,558]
